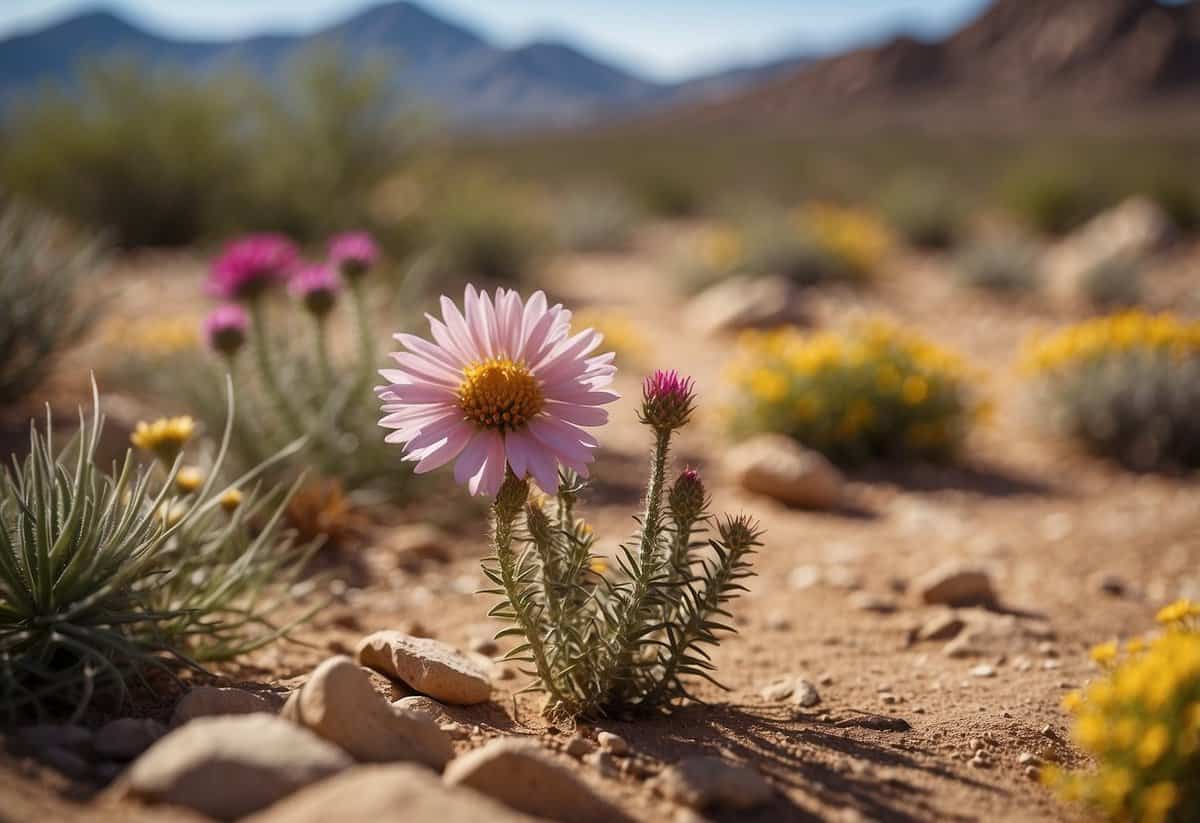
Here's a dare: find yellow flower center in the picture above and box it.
[458,357,544,432]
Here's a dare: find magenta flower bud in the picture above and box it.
[203,304,249,357]
[289,263,341,317]
[208,234,298,301]
[669,466,707,522]
[328,232,379,281]
[640,369,695,431]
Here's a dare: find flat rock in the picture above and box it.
[281,656,452,769]
[122,714,351,821]
[912,564,996,608]
[793,678,822,708]
[726,434,843,510]
[391,695,450,723]
[172,686,276,725]
[651,756,773,811]
[835,714,912,732]
[686,275,805,335]
[357,631,491,705]
[244,764,536,823]
[94,718,167,761]
[443,738,619,823]
[916,612,966,642]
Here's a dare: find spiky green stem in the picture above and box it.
[248,299,302,437]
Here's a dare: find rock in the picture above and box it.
[834,714,911,732]
[849,592,898,614]
[585,750,620,779]
[943,631,983,658]
[597,731,628,756]
[389,525,453,570]
[357,631,491,706]
[793,679,822,708]
[281,656,453,769]
[764,611,791,631]
[1045,197,1173,302]
[760,679,795,702]
[969,664,997,678]
[564,736,598,759]
[651,757,773,811]
[443,738,617,823]
[1090,572,1128,597]
[916,612,965,642]
[17,724,93,754]
[122,714,351,820]
[470,637,499,656]
[39,746,92,779]
[94,718,167,761]
[726,434,844,509]
[912,564,996,608]
[243,764,537,823]
[172,686,276,725]
[391,695,449,723]
[685,275,805,335]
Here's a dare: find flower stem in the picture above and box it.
[312,314,334,390]
[349,279,375,398]
[249,299,303,437]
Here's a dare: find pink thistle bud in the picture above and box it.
[289,263,341,317]
[208,234,298,301]
[668,466,707,522]
[640,369,695,431]
[328,232,379,280]
[203,304,248,357]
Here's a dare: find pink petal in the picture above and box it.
[504,428,534,478]
[472,432,507,497]
[524,443,560,494]
[454,430,492,487]
[543,402,609,427]
[412,422,472,473]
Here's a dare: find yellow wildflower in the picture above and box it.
[219,487,243,513]
[175,466,205,494]
[131,416,195,464]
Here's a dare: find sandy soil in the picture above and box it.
[2,225,1199,822]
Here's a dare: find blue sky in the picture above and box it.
[1,0,992,79]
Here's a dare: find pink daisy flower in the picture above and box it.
[208,234,298,300]
[378,285,618,497]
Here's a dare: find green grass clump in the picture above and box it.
[1000,164,1108,237]
[0,203,105,407]
[956,240,1041,295]
[879,172,964,249]
[725,322,987,464]
[1081,256,1144,309]
[0,386,319,722]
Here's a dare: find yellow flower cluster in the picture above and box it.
[795,203,892,279]
[700,226,744,273]
[1158,599,1200,632]
[572,309,650,366]
[726,321,984,462]
[1049,625,1200,823]
[106,316,200,357]
[1023,311,1200,375]
[131,416,195,464]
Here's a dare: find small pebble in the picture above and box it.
[597,731,628,756]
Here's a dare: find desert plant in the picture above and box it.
[726,322,987,464]
[0,203,105,406]
[0,385,318,722]
[557,185,640,253]
[1047,601,1200,823]
[1022,311,1200,469]
[1081,256,1144,309]
[957,240,1041,294]
[376,286,762,719]
[1001,164,1106,237]
[797,202,892,280]
[879,172,964,249]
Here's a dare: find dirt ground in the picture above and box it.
[3,224,1199,822]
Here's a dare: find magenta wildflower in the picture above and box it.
[208,234,298,301]
[289,263,341,317]
[640,369,695,431]
[203,304,249,357]
[378,285,618,497]
[329,232,380,280]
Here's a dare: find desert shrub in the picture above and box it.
[0,203,106,406]
[423,174,552,284]
[0,50,415,247]
[879,172,964,249]
[1001,164,1107,237]
[797,202,892,280]
[1047,602,1200,823]
[1081,256,1144,309]
[633,173,702,218]
[0,387,318,722]
[957,240,1041,294]
[557,185,639,252]
[1022,312,1200,469]
[680,214,844,292]
[726,322,986,464]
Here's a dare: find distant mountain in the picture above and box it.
[0,2,809,128]
[654,0,1200,129]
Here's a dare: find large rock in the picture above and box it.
[686,275,804,335]
[443,738,619,823]
[1045,196,1173,301]
[244,764,537,823]
[726,434,843,509]
[172,686,277,725]
[94,718,167,761]
[281,656,452,769]
[357,631,491,706]
[913,563,996,608]
[122,714,351,820]
[650,756,773,811]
